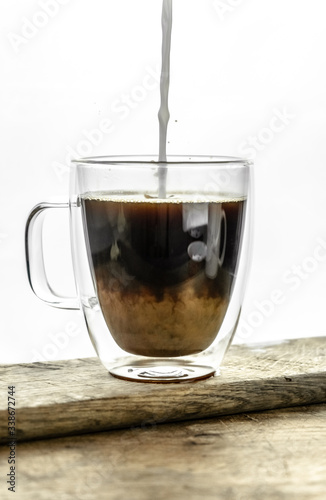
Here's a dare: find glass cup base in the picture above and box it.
[109,360,216,383]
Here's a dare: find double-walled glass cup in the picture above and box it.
[26,156,252,382]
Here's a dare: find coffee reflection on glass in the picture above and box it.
[82,193,246,358]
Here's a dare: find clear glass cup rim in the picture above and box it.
[71,155,252,168]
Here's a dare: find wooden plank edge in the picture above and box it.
[1,370,325,444]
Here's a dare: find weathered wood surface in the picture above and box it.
[0,336,325,443]
[1,403,326,500]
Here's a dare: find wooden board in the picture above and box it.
[0,336,325,443]
[1,403,326,500]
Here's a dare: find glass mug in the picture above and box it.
[25,156,252,383]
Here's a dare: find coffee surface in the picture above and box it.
[82,193,246,357]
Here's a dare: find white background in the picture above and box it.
[1,0,326,364]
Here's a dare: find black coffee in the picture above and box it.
[81,193,246,357]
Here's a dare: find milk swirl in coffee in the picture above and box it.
[82,194,246,357]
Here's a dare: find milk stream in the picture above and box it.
[158,0,172,198]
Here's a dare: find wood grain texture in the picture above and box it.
[0,403,326,500]
[0,336,325,443]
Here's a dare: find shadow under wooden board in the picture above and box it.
[0,336,325,443]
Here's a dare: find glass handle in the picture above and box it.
[25,202,79,310]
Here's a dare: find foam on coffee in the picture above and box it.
[82,192,246,203]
